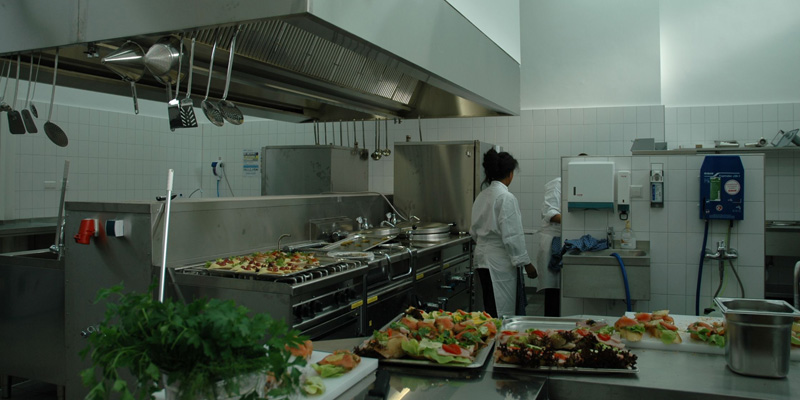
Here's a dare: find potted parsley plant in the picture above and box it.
[80,284,307,400]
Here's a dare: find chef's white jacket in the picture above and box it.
[470,180,531,318]
[532,177,561,291]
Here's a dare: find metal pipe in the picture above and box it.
[794,261,800,309]
[158,169,175,303]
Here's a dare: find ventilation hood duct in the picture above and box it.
[0,0,520,123]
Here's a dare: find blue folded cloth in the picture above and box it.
[562,234,609,254]
[548,236,562,272]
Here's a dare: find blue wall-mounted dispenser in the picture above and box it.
[699,155,744,220]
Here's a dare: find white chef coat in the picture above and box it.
[470,180,531,318]
[531,177,561,291]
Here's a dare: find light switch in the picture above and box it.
[105,220,125,237]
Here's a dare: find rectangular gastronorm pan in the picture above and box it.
[493,316,638,374]
[190,254,346,280]
[364,313,496,369]
[321,234,396,252]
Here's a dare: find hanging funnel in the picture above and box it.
[101,41,145,82]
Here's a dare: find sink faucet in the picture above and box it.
[607,227,615,249]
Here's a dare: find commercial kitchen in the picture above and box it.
[1,1,800,399]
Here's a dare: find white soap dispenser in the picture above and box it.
[620,220,637,249]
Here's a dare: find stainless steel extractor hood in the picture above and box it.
[0,0,520,123]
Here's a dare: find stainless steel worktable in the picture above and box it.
[315,322,800,400]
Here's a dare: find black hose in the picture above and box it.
[696,218,710,316]
[728,258,746,298]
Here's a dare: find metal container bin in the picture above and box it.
[714,297,800,378]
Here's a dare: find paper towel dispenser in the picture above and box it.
[567,161,615,211]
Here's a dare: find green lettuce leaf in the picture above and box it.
[659,329,678,345]
[624,324,645,334]
[302,376,325,395]
[790,333,800,346]
[311,363,346,378]
[421,348,471,365]
[401,339,422,358]
[596,326,615,335]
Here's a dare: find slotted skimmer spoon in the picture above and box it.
[201,35,224,127]
[43,49,68,147]
[21,54,38,133]
[218,26,243,125]
[29,53,41,118]
[178,37,198,128]
[8,55,26,135]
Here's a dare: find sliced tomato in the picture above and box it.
[660,321,678,331]
[614,316,638,329]
[634,312,652,322]
[387,328,393,337]
[442,343,461,354]
[574,329,590,337]
[553,352,569,361]
[531,329,547,338]
[597,333,612,341]
[502,330,519,336]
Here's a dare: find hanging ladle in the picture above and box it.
[360,120,369,160]
[201,34,224,127]
[21,53,38,133]
[218,26,243,125]
[29,53,41,118]
[43,48,68,147]
[371,119,382,160]
[382,118,391,157]
[0,60,10,112]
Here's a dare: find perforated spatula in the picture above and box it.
[178,37,198,128]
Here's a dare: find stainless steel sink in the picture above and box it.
[561,241,651,300]
[562,245,649,266]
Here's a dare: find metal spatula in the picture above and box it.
[167,36,185,131]
[0,60,10,112]
[178,37,198,128]
[8,55,26,135]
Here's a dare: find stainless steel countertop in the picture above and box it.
[315,315,800,400]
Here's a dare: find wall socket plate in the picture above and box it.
[631,184,643,198]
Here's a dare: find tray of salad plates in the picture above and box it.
[491,316,639,373]
[611,310,800,360]
[354,307,500,369]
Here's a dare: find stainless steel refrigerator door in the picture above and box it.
[261,145,368,195]
[394,141,493,233]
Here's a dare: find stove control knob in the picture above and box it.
[313,301,323,313]
[346,289,358,300]
[302,304,312,318]
[292,306,303,321]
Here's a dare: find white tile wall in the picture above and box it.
[559,154,765,316]
[1,104,202,219]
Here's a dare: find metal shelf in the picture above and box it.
[633,146,800,156]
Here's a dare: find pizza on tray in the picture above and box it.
[205,250,320,275]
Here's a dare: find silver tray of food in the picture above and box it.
[320,234,397,252]
[355,310,499,369]
[199,250,335,279]
[492,316,638,374]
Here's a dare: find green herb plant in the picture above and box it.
[80,284,307,400]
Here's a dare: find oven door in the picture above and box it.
[302,308,362,341]
[365,281,414,331]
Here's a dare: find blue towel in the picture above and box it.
[562,234,609,255]
[547,236,563,272]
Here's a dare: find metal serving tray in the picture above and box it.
[192,254,344,281]
[368,313,496,369]
[321,234,397,252]
[493,316,638,374]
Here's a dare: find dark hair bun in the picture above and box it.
[482,149,518,187]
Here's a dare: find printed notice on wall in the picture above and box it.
[243,150,259,177]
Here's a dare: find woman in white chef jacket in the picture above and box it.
[532,177,561,316]
[470,149,537,319]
